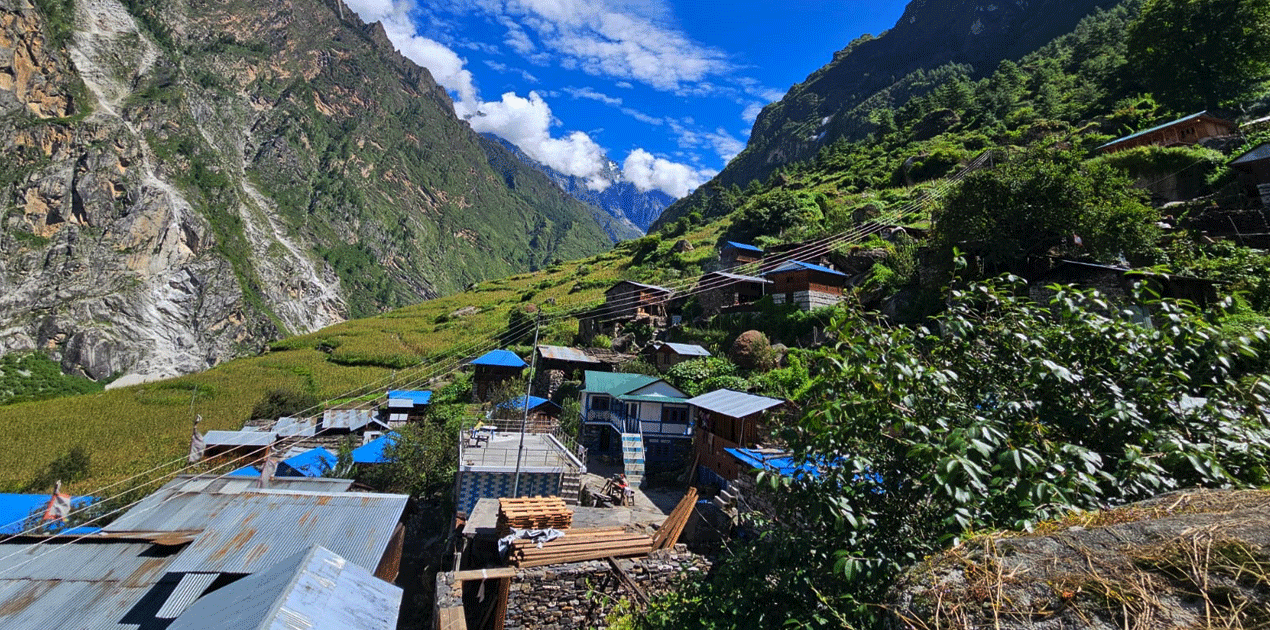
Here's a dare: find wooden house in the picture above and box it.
[1097,111,1237,154]
[651,342,711,371]
[470,349,527,403]
[603,280,674,320]
[719,241,763,268]
[692,271,771,316]
[1231,142,1270,207]
[687,389,785,484]
[384,389,431,425]
[761,260,848,311]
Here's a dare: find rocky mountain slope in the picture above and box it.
[652,0,1117,230]
[482,134,669,236]
[0,0,616,383]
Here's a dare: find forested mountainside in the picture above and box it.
[482,134,668,237]
[0,0,615,383]
[653,0,1116,230]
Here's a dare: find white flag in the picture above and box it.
[188,416,205,463]
[258,457,277,488]
[42,481,71,523]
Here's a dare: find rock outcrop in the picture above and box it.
[888,489,1270,630]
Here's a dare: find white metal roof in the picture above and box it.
[685,388,785,418]
[204,430,276,447]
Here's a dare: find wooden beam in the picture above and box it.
[452,567,517,581]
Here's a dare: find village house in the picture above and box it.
[719,240,764,267]
[384,389,431,425]
[688,388,786,485]
[651,341,711,371]
[470,349,527,402]
[532,344,628,399]
[0,475,408,629]
[1027,259,1220,309]
[692,270,771,316]
[203,429,276,462]
[580,370,693,485]
[1097,111,1237,154]
[1231,142,1270,207]
[761,259,849,311]
[493,395,562,432]
[579,281,675,344]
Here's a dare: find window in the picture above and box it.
[626,402,639,418]
[591,395,610,411]
[661,406,688,424]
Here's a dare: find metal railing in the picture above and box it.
[582,407,692,437]
[456,416,584,472]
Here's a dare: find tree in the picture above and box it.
[632,276,1270,629]
[934,149,1157,273]
[1127,0,1270,110]
[249,387,319,421]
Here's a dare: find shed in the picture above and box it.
[385,389,432,424]
[203,430,276,461]
[1231,142,1270,206]
[165,545,401,630]
[321,409,385,433]
[693,271,771,316]
[1098,111,1237,154]
[652,342,711,371]
[762,260,848,311]
[471,349,528,402]
[720,241,764,267]
[688,389,786,481]
[603,280,674,320]
[277,447,338,477]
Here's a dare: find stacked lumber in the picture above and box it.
[497,496,573,536]
[650,487,698,550]
[507,527,653,568]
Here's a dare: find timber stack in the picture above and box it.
[507,527,653,568]
[497,496,573,536]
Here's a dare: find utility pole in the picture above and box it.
[511,310,542,498]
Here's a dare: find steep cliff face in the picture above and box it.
[0,0,616,383]
[652,0,1117,230]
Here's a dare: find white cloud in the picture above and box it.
[564,86,622,106]
[668,120,745,162]
[741,101,765,123]
[622,149,713,198]
[484,59,539,82]
[466,91,611,189]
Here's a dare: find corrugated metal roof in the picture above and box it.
[156,572,220,618]
[724,241,763,253]
[686,388,785,418]
[104,477,357,532]
[496,396,561,412]
[701,271,771,284]
[166,545,401,630]
[274,417,316,437]
[162,491,407,574]
[605,280,673,295]
[322,409,381,431]
[1232,142,1270,166]
[1098,111,1219,149]
[204,430,277,447]
[537,345,602,363]
[470,349,528,368]
[386,390,432,406]
[659,342,711,357]
[0,539,179,629]
[279,448,337,478]
[761,260,848,278]
[582,370,661,396]
[621,394,691,404]
[0,494,95,534]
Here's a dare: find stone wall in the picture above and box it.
[504,548,711,630]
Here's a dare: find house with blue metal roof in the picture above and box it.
[580,370,692,483]
[385,389,432,424]
[470,349,527,402]
[720,241,764,267]
[762,259,849,311]
[352,432,398,465]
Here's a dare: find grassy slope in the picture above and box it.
[0,222,724,492]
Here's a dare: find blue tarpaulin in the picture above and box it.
[386,390,432,406]
[471,349,528,368]
[352,433,398,464]
[724,448,824,480]
[278,448,338,477]
[0,493,96,534]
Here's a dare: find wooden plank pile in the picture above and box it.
[650,487,698,550]
[497,496,573,537]
[506,527,652,568]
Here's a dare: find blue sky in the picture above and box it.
[344,0,911,197]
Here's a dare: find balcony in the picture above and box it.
[583,407,691,437]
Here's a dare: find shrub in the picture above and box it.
[249,387,319,420]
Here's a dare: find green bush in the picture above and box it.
[249,387,319,420]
